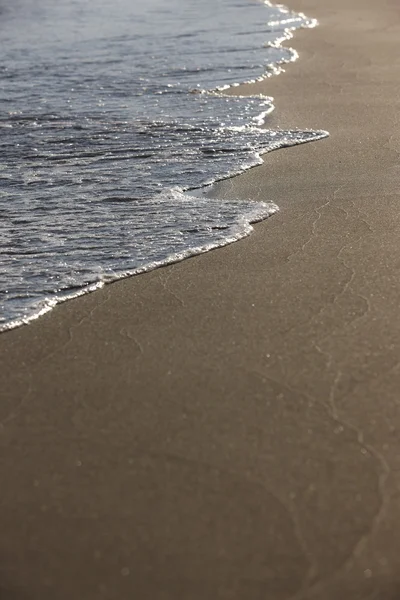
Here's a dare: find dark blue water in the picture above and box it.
[0,0,327,331]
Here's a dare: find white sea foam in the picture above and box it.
[0,0,328,331]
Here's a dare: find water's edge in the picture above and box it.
[1,2,328,333]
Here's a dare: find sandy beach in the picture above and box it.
[1,0,400,598]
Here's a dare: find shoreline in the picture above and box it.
[2,0,400,598]
[0,4,327,336]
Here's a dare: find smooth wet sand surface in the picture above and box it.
[1,0,400,598]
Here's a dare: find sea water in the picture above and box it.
[0,0,327,331]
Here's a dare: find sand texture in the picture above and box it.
[1,0,400,598]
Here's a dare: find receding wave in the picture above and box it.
[0,0,328,332]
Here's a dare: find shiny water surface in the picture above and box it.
[0,0,327,330]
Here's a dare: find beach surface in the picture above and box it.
[1,0,400,598]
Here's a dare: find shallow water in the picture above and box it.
[0,0,327,331]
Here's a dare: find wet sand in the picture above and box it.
[1,0,400,598]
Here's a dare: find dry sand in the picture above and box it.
[1,0,400,598]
